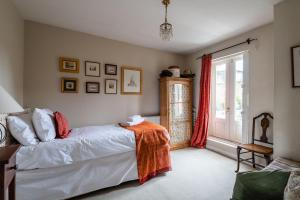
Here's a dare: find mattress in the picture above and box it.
[17,124,136,170]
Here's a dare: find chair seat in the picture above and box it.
[239,144,273,155]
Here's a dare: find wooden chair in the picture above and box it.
[235,112,273,172]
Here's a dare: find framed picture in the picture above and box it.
[105,79,117,94]
[86,82,100,93]
[59,57,80,73]
[61,78,78,93]
[105,64,117,75]
[121,66,143,95]
[85,61,101,77]
[292,45,300,87]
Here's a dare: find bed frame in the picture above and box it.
[16,151,138,200]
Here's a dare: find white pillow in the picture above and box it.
[42,108,54,117]
[32,108,56,142]
[7,113,39,146]
[284,170,300,200]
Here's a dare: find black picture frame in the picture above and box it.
[85,61,101,77]
[291,45,300,88]
[86,82,100,93]
[105,79,117,94]
[105,64,117,75]
[61,78,79,93]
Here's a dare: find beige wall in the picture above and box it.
[24,21,185,128]
[274,0,300,161]
[0,0,24,104]
[186,24,274,142]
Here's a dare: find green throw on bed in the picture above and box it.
[231,171,290,200]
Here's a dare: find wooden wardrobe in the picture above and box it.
[160,77,193,150]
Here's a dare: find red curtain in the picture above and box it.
[191,54,212,148]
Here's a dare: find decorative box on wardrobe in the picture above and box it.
[159,77,193,150]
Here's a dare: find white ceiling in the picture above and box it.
[13,0,282,54]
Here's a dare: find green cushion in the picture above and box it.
[232,171,290,200]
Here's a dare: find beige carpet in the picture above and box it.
[72,148,251,200]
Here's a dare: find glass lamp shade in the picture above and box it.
[160,22,173,41]
[0,86,23,114]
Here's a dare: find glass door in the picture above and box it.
[211,53,247,143]
[229,55,244,143]
[213,60,228,139]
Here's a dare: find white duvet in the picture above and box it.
[17,125,136,170]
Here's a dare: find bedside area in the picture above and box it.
[0,145,21,200]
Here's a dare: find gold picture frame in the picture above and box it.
[59,57,80,73]
[121,66,143,95]
[61,78,79,93]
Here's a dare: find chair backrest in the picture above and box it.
[252,112,273,145]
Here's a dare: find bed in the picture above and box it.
[15,123,171,200]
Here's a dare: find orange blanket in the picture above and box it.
[122,120,171,184]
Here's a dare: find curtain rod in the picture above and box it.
[195,38,257,60]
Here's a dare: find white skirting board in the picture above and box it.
[206,137,237,159]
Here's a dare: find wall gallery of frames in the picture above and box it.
[59,57,143,95]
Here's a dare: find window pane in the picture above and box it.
[235,59,243,122]
[215,64,226,119]
[170,84,190,103]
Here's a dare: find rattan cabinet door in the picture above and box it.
[169,83,192,147]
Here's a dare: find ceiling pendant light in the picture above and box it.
[160,0,173,41]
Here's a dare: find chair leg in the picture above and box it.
[252,152,256,168]
[264,155,272,166]
[235,146,241,173]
